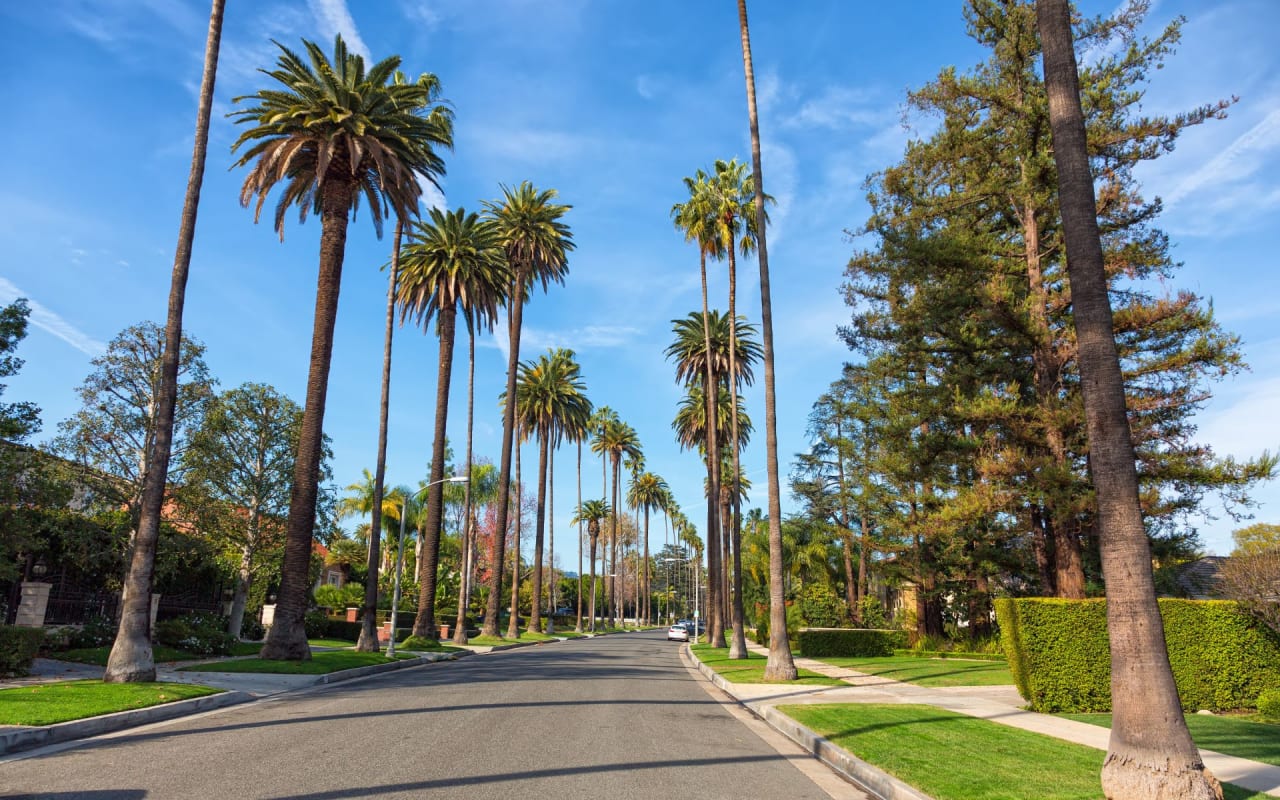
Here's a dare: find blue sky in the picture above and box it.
[1,0,1276,564]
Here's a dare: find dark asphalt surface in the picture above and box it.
[0,631,844,799]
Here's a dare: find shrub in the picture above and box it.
[72,615,117,648]
[39,625,76,653]
[858,596,889,630]
[1258,688,1280,721]
[324,619,363,642]
[797,585,850,628]
[0,626,44,676]
[996,598,1280,713]
[304,609,330,639]
[154,611,236,656]
[238,614,266,641]
[798,627,908,658]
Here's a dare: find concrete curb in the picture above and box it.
[684,646,932,800]
[0,690,254,756]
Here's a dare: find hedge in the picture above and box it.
[0,626,44,677]
[995,598,1280,713]
[797,627,908,658]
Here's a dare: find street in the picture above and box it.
[1,632,865,799]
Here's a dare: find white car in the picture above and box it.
[667,624,690,642]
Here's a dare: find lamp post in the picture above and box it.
[386,475,469,657]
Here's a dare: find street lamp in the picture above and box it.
[386,475,469,657]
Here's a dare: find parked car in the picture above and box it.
[667,624,690,642]
[677,619,705,634]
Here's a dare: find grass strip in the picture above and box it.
[49,641,262,665]
[306,639,358,649]
[692,644,844,686]
[1061,712,1280,768]
[781,703,1267,800]
[814,655,1015,687]
[179,651,415,675]
[0,680,221,726]
[465,632,558,647]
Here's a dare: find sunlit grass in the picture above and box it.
[0,680,220,726]
[691,644,844,685]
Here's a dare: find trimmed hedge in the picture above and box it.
[798,627,908,658]
[996,598,1280,713]
[0,626,44,677]
[323,620,363,642]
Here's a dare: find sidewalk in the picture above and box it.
[703,643,1280,798]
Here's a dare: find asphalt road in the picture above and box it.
[0,631,865,799]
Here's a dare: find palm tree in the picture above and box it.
[231,36,453,660]
[1035,1,1217,795]
[672,172,727,648]
[452,460,499,643]
[513,348,591,634]
[627,472,669,625]
[572,499,611,632]
[105,0,226,684]
[480,183,574,637]
[339,467,404,575]
[355,221,404,652]
[593,418,641,627]
[736,0,797,680]
[398,207,508,640]
[707,157,770,659]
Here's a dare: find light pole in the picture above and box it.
[386,475,469,657]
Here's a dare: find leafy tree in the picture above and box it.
[398,206,508,640]
[179,383,306,639]
[54,322,215,526]
[480,182,573,638]
[1230,523,1280,557]
[0,299,40,443]
[231,35,453,659]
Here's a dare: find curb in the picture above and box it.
[684,646,932,800]
[0,690,254,756]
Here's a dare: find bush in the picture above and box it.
[0,626,44,676]
[858,596,889,630]
[323,619,363,642]
[238,614,265,641]
[1258,688,1280,721]
[798,627,908,658]
[304,609,330,639]
[797,585,850,628]
[996,598,1280,713]
[72,615,117,648]
[154,611,236,656]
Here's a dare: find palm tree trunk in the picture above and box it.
[575,440,584,632]
[700,249,725,648]
[483,277,526,637]
[413,305,457,640]
[528,434,549,634]
[737,0,796,680]
[508,421,524,638]
[610,456,620,627]
[453,327,477,645]
[547,445,556,634]
[588,528,598,632]
[727,246,749,657]
[1035,1,1218,795]
[642,506,651,626]
[105,0,224,683]
[357,222,402,652]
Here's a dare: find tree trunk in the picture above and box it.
[528,434,548,634]
[508,422,523,639]
[1036,2,1219,796]
[453,327,477,645]
[227,540,253,640]
[737,0,796,680]
[483,276,526,637]
[700,249,725,648]
[546,445,556,634]
[727,246,749,658]
[104,0,224,683]
[413,305,457,640]
[588,528,598,632]
[610,455,621,627]
[575,440,583,633]
[358,222,401,652]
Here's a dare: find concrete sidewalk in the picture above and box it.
[714,643,1280,798]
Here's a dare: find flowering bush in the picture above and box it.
[155,612,236,656]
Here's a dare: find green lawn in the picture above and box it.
[692,644,845,686]
[1062,712,1280,768]
[814,655,1015,687]
[48,641,261,665]
[0,680,221,726]
[179,650,416,675]
[306,639,357,649]
[781,703,1267,800]
[465,631,558,647]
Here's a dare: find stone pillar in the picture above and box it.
[151,594,162,628]
[261,603,276,628]
[15,581,53,628]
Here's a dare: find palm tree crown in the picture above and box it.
[231,35,453,238]
[666,310,761,390]
[483,182,574,289]
[397,207,509,332]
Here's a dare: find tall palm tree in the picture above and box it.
[627,472,669,625]
[105,0,226,684]
[452,460,499,643]
[593,418,641,628]
[339,466,404,575]
[231,36,453,660]
[480,183,574,637]
[672,172,727,648]
[398,207,508,640]
[572,499,611,632]
[355,221,404,652]
[736,0,797,680]
[707,157,770,659]
[1035,1,1218,795]
[513,348,591,634]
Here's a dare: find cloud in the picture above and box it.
[1163,108,1280,209]
[0,278,106,356]
[468,128,603,165]
[635,75,658,100]
[481,321,645,356]
[417,175,447,212]
[306,0,371,62]
[786,86,887,131]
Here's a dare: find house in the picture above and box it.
[312,542,346,591]
[1172,556,1230,599]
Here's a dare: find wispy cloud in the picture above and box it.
[786,86,887,131]
[481,320,644,357]
[0,278,105,356]
[468,128,603,165]
[417,176,447,212]
[306,0,370,62]
[1164,107,1280,209]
